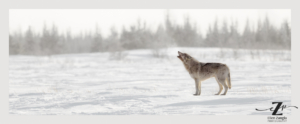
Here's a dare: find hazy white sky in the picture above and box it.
[9,9,291,37]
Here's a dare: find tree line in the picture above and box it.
[9,14,291,55]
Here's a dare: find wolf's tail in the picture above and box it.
[227,72,231,89]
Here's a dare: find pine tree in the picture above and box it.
[91,24,103,52]
[220,20,229,47]
[40,23,51,55]
[9,34,20,55]
[24,26,36,55]
[228,20,240,48]
[280,20,291,49]
[243,18,255,48]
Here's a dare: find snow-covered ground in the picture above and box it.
[9,47,291,115]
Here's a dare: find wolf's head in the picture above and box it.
[177,51,193,64]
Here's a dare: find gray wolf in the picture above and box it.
[177,51,231,96]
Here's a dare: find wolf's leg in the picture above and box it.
[215,78,223,95]
[218,78,228,95]
[193,79,199,96]
[197,81,201,95]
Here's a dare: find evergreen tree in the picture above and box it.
[91,24,103,52]
[9,34,20,55]
[23,26,36,55]
[242,18,255,48]
[40,23,51,55]
[280,20,291,49]
[220,20,229,47]
[228,20,240,48]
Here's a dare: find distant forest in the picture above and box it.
[9,14,291,55]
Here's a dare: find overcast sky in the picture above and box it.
[9,9,291,37]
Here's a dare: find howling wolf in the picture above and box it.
[177,51,231,96]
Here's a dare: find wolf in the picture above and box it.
[177,51,231,96]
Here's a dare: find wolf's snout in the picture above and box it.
[177,51,182,58]
[178,51,182,55]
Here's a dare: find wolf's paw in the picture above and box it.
[221,94,226,95]
[193,94,200,96]
[214,93,220,95]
